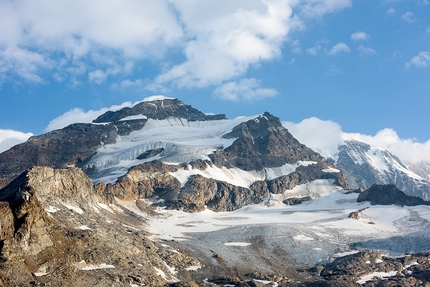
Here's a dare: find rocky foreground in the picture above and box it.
[0,166,428,286]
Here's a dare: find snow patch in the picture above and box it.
[45,206,60,213]
[118,115,147,121]
[74,260,115,271]
[357,271,398,284]
[78,225,92,230]
[63,204,84,214]
[185,263,202,271]
[224,242,252,246]
[293,234,314,241]
[322,167,340,173]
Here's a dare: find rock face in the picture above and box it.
[210,112,323,171]
[336,140,430,200]
[0,166,201,286]
[357,184,430,206]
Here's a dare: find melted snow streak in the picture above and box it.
[86,116,256,184]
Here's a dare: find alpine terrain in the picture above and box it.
[0,96,429,286]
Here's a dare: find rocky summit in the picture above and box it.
[0,97,430,286]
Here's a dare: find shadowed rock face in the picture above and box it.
[210,112,323,171]
[357,184,430,206]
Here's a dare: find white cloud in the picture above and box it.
[283,117,343,159]
[405,51,430,68]
[213,78,277,102]
[401,11,415,23]
[0,0,183,84]
[299,0,352,18]
[45,100,142,132]
[350,31,370,41]
[283,117,430,164]
[328,42,350,55]
[0,0,354,91]
[0,129,33,153]
[148,0,296,90]
[306,45,321,55]
[357,45,376,55]
[344,129,430,164]
[386,7,395,15]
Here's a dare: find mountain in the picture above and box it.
[334,139,430,200]
[0,97,430,286]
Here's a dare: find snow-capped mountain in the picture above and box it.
[1,97,430,286]
[335,139,430,200]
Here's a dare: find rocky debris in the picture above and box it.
[93,98,226,123]
[306,250,430,286]
[348,207,369,220]
[283,196,312,205]
[357,184,430,206]
[209,112,323,171]
[137,147,165,159]
[0,166,201,286]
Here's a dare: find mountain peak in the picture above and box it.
[93,98,226,123]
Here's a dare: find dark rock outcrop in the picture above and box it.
[209,112,323,171]
[283,196,312,205]
[357,184,430,206]
[93,98,226,123]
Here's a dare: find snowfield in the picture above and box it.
[132,180,430,268]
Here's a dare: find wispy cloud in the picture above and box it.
[357,45,376,55]
[386,7,395,15]
[405,51,430,68]
[328,42,351,55]
[350,31,370,41]
[213,78,277,102]
[401,11,415,23]
[306,45,322,56]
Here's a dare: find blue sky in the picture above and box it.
[1,0,429,162]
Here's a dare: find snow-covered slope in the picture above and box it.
[336,139,430,200]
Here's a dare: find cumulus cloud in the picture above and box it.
[283,117,343,159]
[283,117,430,164]
[350,31,370,41]
[0,0,183,84]
[306,45,322,56]
[148,0,296,90]
[405,51,430,68]
[213,78,277,102]
[401,11,415,23]
[0,129,33,153]
[328,42,351,55]
[357,45,376,55]
[0,0,353,93]
[45,100,141,132]
[386,7,395,15]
